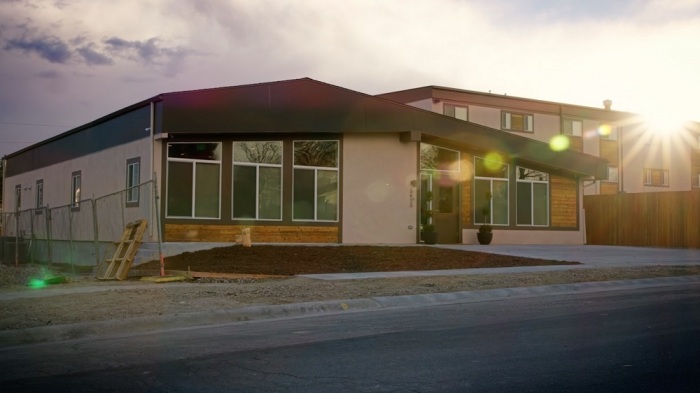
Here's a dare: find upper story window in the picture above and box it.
[644,168,669,187]
[166,142,222,219]
[233,141,283,220]
[71,171,81,210]
[562,119,583,137]
[599,124,619,140]
[502,111,534,132]
[293,140,339,222]
[444,104,468,121]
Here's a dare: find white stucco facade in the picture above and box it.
[341,133,419,244]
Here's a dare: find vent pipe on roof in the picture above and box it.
[603,99,612,110]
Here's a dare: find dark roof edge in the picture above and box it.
[3,95,161,160]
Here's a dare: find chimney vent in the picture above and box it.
[603,99,612,110]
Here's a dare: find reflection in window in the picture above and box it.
[167,143,221,218]
[293,141,339,221]
[420,143,460,172]
[474,157,508,225]
[233,142,282,220]
[516,166,549,226]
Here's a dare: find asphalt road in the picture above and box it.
[2,283,699,392]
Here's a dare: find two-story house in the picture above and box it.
[377,86,700,196]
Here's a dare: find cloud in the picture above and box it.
[76,43,113,65]
[103,36,190,75]
[4,34,72,63]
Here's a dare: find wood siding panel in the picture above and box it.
[567,137,583,152]
[600,140,619,165]
[584,190,700,248]
[461,179,472,226]
[165,224,339,243]
[600,182,619,195]
[550,175,577,228]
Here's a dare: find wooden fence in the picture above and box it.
[583,190,700,249]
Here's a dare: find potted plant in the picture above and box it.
[422,223,438,245]
[477,193,493,245]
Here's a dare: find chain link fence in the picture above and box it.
[0,180,161,269]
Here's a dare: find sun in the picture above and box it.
[638,102,695,136]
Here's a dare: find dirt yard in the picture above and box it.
[137,245,578,275]
[2,245,700,332]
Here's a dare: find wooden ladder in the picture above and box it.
[96,219,148,280]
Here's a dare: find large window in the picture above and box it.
[516,166,549,226]
[126,157,140,207]
[444,104,468,121]
[166,143,221,218]
[474,157,509,226]
[502,111,534,132]
[420,143,460,172]
[562,119,583,137]
[293,140,339,221]
[233,141,282,220]
[71,171,81,210]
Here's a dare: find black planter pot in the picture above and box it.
[422,231,438,245]
[477,232,493,245]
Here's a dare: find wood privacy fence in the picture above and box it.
[584,190,700,248]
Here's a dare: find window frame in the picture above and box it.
[600,124,619,140]
[474,156,509,226]
[562,118,583,137]
[443,104,468,121]
[166,142,222,219]
[15,184,21,212]
[515,166,549,227]
[501,111,534,133]
[126,157,140,207]
[644,168,669,187]
[605,166,619,183]
[420,143,461,172]
[292,140,340,222]
[71,171,81,211]
[35,179,44,214]
[232,141,283,221]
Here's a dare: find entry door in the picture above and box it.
[421,173,460,244]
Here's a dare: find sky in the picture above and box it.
[1,0,699,158]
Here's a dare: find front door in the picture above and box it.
[421,172,460,244]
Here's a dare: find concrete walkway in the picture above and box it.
[302,245,700,280]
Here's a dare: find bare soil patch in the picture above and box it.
[137,245,578,275]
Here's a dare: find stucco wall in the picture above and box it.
[3,138,155,245]
[342,133,418,244]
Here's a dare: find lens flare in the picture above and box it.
[549,135,570,151]
[484,153,504,170]
[28,278,47,289]
[598,124,612,137]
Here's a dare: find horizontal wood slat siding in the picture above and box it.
[600,182,619,195]
[550,175,577,227]
[165,224,339,243]
[584,190,700,248]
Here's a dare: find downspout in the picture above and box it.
[149,101,165,276]
[619,125,624,193]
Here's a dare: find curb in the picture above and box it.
[2,275,699,348]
